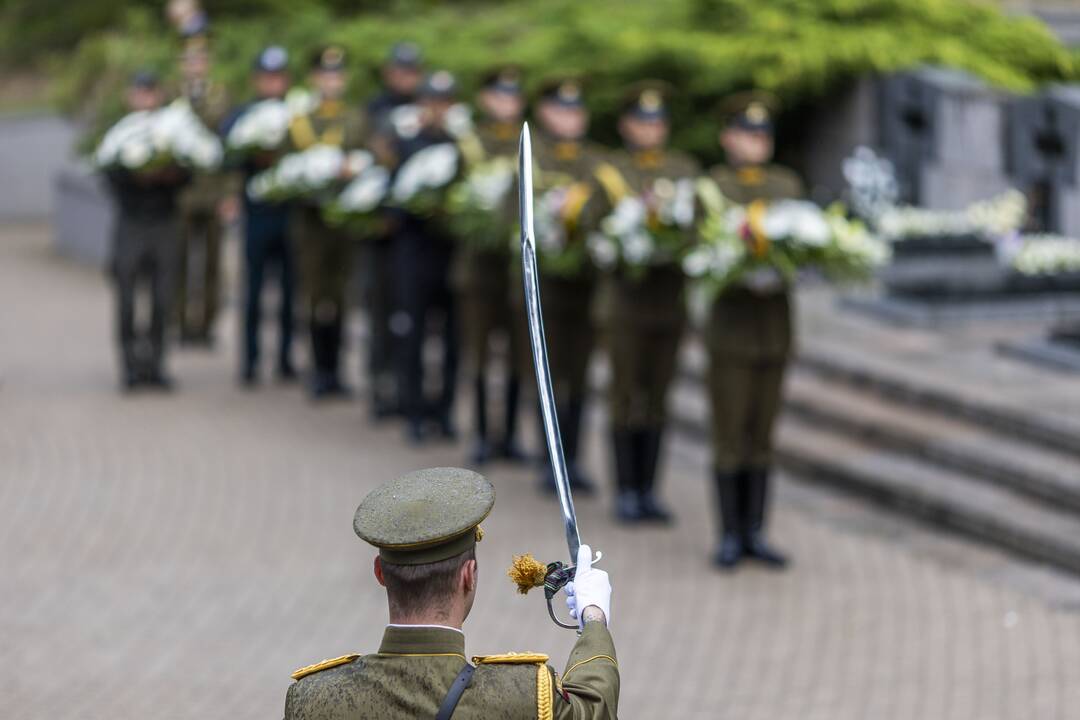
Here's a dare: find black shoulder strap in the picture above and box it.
[434,662,476,720]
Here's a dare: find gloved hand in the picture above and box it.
[564,544,611,628]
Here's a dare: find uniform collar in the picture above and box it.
[736,165,766,186]
[553,141,580,161]
[489,121,517,141]
[632,148,664,169]
[317,99,344,118]
[378,625,466,656]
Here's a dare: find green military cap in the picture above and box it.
[311,45,347,73]
[354,467,495,565]
[720,90,780,132]
[481,66,524,96]
[537,77,585,108]
[619,80,673,121]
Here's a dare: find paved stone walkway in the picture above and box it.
[3,223,1080,720]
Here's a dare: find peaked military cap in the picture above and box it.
[419,70,458,100]
[312,45,346,72]
[537,77,585,108]
[254,45,289,73]
[130,69,161,90]
[481,66,523,95]
[720,90,780,132]
[354,467,494,565]
[387,41,423,68]
[620,80,673,121]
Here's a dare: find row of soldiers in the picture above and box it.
[102,36,799,569]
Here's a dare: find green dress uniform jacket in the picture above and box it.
[597,148,700,429]
[515,135,607,402]
[175,80,234,340]
[288,100,369,310]
[706,163,805,471]
[453,120,519,373]
[284,622,619,720]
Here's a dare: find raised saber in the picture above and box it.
[519,123,582,565]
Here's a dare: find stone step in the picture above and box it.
[783,369,1080,514]
[774,415,1080,576]
[794,349,1080,459]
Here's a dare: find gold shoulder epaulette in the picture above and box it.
[290,653,361,680]
[472,652,550,665]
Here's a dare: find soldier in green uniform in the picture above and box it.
[595,84,700,523]
[289,46,368,399]
[454,67,528,465]
[174,32,234,347]
[524,78,607,495]
[706,93,801,569]
[284,467,618,719]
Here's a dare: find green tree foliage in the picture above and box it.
[46,0,1076,159]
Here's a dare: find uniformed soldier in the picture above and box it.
[103,71,192,392]
[706,92,801,569]
[284,467,618,719]
[454,67,528,465]
[174,32,233,347]
[290,46,368,399]
[525,78,607,495]
[596,83,700,523]
[388,71,462,443]
[225,46,297,387]
[363,42,425,418]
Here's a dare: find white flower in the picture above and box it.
[338,166,389,213]
[444,103,474,139]
[682,246,713,278]
[391,143,459,202]
[301,145,345,186]
[226,99,291,150]
[602,197,647,238]
[285,87,317,118]
[119,141,153,169]
[764,200,830,246]
[623,231,655,265]
[1011,234,1080,275]
[587,232,619,270]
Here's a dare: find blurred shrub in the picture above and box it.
[47,0,1077,160]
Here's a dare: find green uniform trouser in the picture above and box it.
[458,247,516,373]
[295,206,354,378]
[175,207,223,339]
[607,268,686,431]
[515,271,596,465]
[705,288,792,473]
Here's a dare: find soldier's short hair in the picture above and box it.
[381,547,476,618]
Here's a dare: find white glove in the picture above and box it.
[564,544,611,628]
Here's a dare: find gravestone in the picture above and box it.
[879,67,1012,210]
[1007,84,1080,236]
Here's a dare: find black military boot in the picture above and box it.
[743,467,788,569]
[564,396,595,495]
[469,375,492,465]
[637,427,674,524]
[497,375,528,462]
[712,469,744,569]
[612,429,643,523]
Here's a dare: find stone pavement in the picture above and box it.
[3,223,1080,720]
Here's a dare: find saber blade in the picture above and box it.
[518,122,581,562]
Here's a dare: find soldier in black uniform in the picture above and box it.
[389,71,462,444]
[224,46,298,387]
[363,42,424,418]
[103,71,191,391]
[455,67,528,465]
